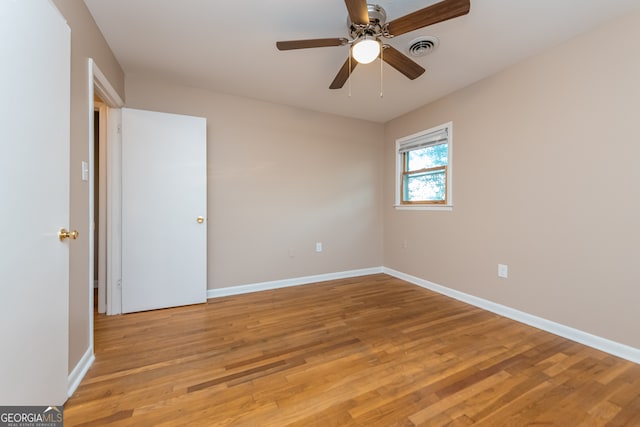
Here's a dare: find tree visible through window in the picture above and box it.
[396,123,451,206]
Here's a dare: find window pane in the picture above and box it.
[406,143,448,171]
[404,169,446,202]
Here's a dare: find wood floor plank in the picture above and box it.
[64,274,640,426]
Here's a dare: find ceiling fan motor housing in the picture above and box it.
[348,4,387,39]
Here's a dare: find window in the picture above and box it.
[395,122,452,208]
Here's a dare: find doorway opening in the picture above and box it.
[93,98,106,313]
[94,106,99,310]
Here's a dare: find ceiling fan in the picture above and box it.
[276,0,470,90]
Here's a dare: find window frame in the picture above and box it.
[395,122,453,211]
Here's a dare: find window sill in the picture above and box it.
[394,204,453,211]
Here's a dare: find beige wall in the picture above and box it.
[125,76,384,289]
[384,11,640,349]
[50,0,640,381]
[51,0,124,373]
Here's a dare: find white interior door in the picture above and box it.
[0,0,70,405]
[122,108,207,313]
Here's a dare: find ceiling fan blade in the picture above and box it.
[344,0,370,26]
[386,0,470,36]
[276,38,348,50]
[383,46,425,80]
[329,57,358,89]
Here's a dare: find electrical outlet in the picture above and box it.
[315,242,323,253]
[498,264,508,278]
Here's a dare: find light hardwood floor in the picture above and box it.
[65,274,640,426]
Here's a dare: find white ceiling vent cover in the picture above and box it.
[407,36,440,57]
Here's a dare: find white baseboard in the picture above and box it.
[383,267,640,365]
[67,347,95,398]
[207,267,384,299]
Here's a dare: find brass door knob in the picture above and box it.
[59,228,79,241]
[196,216,205,224]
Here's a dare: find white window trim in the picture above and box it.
[394,121,453,211]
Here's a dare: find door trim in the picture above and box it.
[89,58,124,317]
[92,61,123,107]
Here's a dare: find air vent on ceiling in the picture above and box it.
[407,36,440,57]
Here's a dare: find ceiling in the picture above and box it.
[84,0,640,123]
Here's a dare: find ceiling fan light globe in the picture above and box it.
[352,38,380,64]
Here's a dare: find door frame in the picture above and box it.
[88,58,124,332]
